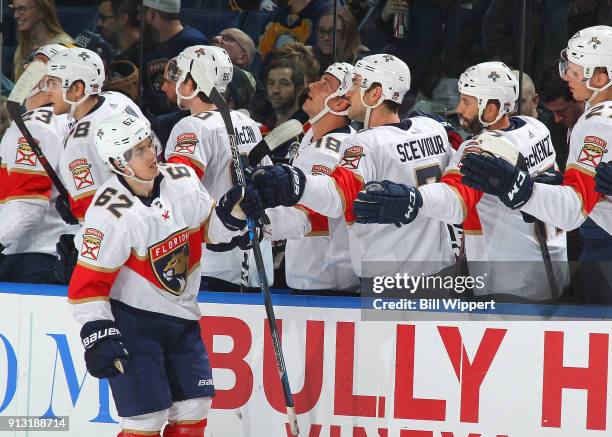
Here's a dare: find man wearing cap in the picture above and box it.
[142,0,209,116]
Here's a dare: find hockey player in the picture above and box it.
[45,47,151,222]
[69,113,257,437]
[0,44,78,283]
[354,62,568,300]
[262,62,359,292]
[459,27,612,239]
[248,55,455,278]
[164,45,273,291]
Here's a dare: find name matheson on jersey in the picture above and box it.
[396,134,446,162]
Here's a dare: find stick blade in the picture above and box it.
[8,60,46,106]
[287,407,299,436]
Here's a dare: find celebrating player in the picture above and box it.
[248,55,456,278]
[0,44,78,283]
[68,114,258,437]
[460,26,612,239]
[164,45,273,291]
[45,47,152,222]
[261,62,359,292]
[354,62,568,299]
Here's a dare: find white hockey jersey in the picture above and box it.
[58,91,149,221]
[521,101,612,233]
[68,164,238,325]
[266,125,359,291]
[165,110,273,286]
[0,108,77,255]
[429,116,567,299]
[299,117,455,277]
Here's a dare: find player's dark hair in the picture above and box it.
[110,0,140,28]
[382,100,400,113]
[184,73,214,104]
[538,64,573,103]
[366,82,400,113]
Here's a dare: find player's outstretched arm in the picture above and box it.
[353,180,423,227]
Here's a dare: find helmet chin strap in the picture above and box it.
[175,82,199,111]
[109,159,156,184]
[308,93,348,125]
[477,99,505,128]
[586,74,612,104]
[360,91,383,129]
[62,89,89,120]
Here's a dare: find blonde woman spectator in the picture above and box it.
[313,8,367,74]
[11,0,73,80]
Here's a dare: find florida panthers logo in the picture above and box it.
[149,229,190,295]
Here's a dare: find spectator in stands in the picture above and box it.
[538,64,583,170]
[511,70,539,119]
[96,0,141,67]
[362,0,473,97]
[213,28,256,70]
[211,28,259,111]
[11,0,73,80]
[482,0,569,84]
[313,7,366,75]
[266,42,320,85]
[142,0,209,116]
[537,63,612,303]
[260,59,306,161]
[258,0,333,58]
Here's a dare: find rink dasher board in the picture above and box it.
[0,283,610,436]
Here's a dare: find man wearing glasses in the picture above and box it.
[212,28,256,70]
[96,0,141,66]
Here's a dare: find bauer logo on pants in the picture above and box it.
[69,158,95,190]
[149,228,190,296]
[578,136,607,168]
[81,228,104,261]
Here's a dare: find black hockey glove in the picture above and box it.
[55,192,80,225]
[595,162,612,195]
[250,164,306,208]
[354,180,423,228]
[80,320,129,379]
[216,184,265,232]
[460,153,534,209]
[520,169,563,223]
[55,234,78,284]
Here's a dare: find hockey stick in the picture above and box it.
[193,67,300,435]
[6,61,70,199]
[534,220,561,301]
[247,119,303,167]
[8,62,125,373]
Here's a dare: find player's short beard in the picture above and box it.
[459,114,484,136]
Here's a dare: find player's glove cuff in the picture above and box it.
[80,320,129,379]
[251,164,306,208]
[354,180,423,227]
